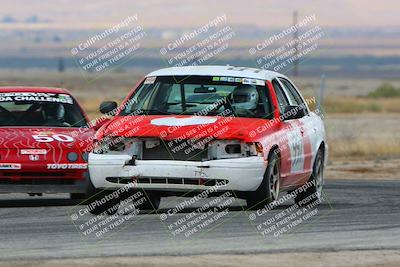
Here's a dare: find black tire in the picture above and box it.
[294,148,324,206]
[87,190,121,216]
[246,150,280,210]
[70,193,86,200]
[137,193,161,211]
[118,191,160,212]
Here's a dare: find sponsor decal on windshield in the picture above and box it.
[144,76,156,84]
[211,76,265,86]
[0,92,73,104]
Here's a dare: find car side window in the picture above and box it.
[279,78,307,109]
[272,79,289,113]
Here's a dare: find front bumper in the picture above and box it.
[89,153,267,192]
[0,180,88,194]
[0,168,89,194]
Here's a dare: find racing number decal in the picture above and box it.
[292,138,303,167]
[32,134,74,143]
[287,128,304,173]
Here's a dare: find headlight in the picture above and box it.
[225,144,241,154]
[92,140,104,154]
[92,137,140,155]
[92,137,123,154]
[208,140,262,159]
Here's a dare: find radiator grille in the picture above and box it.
[142,140,208,161]
[106,177,228,187]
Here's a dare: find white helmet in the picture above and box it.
[231,84,259,110]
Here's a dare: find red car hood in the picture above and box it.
[0,127,94,150]
[98,115,278,142]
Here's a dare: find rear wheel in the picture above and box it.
[246,150,280,210]
[295,149,324,206]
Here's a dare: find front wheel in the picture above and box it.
[294,149,324,206]
[70,193,86,200]
[87,190,121,215]
[137,193,161,211]
[118,191,161,212]
[246,151,280,210]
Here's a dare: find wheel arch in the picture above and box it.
[268,144,281,161]
[318,141,328,167]
[318,141,325,155]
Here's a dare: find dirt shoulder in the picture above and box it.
[326,158,400,180]
[2,250,400,267]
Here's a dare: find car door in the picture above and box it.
[278,77,315,176]
[270,79,304,186]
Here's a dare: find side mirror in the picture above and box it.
[283,105,306,120]
[99,101,117,115]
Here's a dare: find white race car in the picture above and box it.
[87,66,327,215]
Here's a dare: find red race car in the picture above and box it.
[0,87,97,199]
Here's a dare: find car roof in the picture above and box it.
[0,86,71,94]
[146,65,289,81]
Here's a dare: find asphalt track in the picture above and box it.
[0,179,399,261]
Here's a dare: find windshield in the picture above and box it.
[120,75,273,118]
[0,92,87,127]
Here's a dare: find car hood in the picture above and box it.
[0,127,94,151]
[98,115,279,142]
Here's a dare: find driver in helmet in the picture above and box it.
[230,84,260,117]
[42,103,67,126]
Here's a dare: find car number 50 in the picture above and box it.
[32,134,74,143]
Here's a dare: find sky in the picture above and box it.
[0,0,398,29]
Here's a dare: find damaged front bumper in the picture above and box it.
[88,153,267,192]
